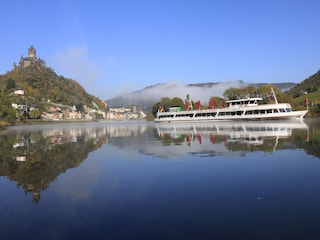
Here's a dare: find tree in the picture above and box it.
[152,102,161,116]
[6,78,15,90]
[159,97,172,111]
[152,97,185,116]
[258,84,275,99]
[171,97,185,110]
[223,87,241,100]
[243,86,257,97]
[29,110,41,119]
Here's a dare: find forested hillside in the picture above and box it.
[286,70,320,97]
[0,63,105,115]
[285,69,320,116]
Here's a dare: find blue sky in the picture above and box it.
[1,0,319,99]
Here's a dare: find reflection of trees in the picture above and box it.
[0,127,107,204]
[292,120,320,157]
[156,131,185,146]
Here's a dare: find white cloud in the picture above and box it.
[128,81,249,103]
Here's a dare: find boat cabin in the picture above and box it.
[226,98,262,108]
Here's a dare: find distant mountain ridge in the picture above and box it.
[106,80,296,112]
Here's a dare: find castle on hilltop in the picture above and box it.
[15,45,46,68]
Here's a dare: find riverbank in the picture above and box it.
[0,120,11,129]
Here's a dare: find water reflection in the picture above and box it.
[155,120,309,156]
[0,120,313,204]
[0,123,109,203]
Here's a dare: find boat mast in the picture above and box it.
[271,88,278,104]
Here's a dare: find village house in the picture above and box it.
[106,104,145,120]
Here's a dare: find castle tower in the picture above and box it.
[17,45,46,68]
[28,45,36,59]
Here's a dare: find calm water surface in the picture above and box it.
[1,119,320,240]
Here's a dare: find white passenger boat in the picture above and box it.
[154,89,308,123]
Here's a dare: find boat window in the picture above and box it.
[159,114,174,119]
[254,110,259,114]
[267,109,272,113]
[286,108,291,112]
[195,113,203,117]
[280,109,285,112]
[259,110,265,114]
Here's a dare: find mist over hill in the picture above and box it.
[106,80,296,112]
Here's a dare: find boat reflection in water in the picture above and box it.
[155,120,309,154]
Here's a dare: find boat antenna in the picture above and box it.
[271,88,278,104]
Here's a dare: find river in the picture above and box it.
[0,119,320,240]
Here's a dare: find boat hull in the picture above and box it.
[154,109,308,123]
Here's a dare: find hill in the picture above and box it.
[285,69,320,114]
[286,70,320,97]
[0,63,106,114]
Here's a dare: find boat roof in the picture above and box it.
[226,97,263,103]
